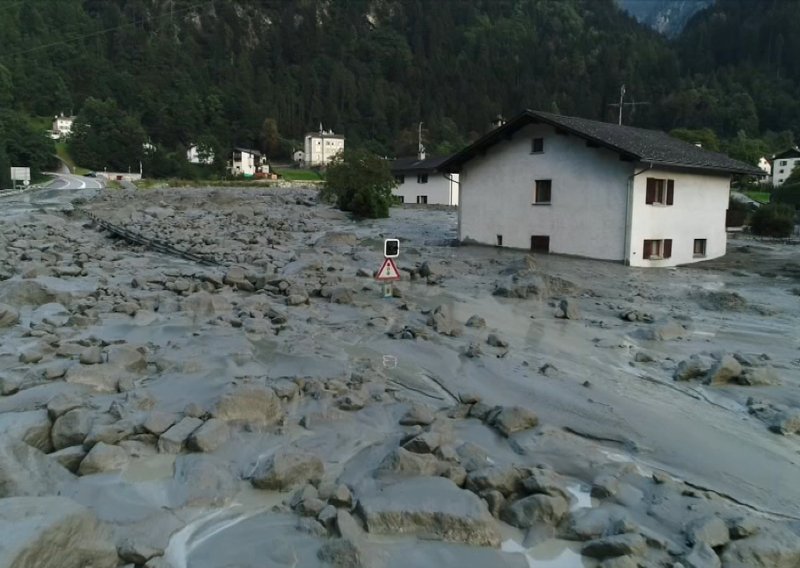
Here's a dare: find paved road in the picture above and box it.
[43,172,104,191]
[0,172,103,216]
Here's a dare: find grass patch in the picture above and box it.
[54,142,90,175]
[273,168,324,181]
[744,191,771,204]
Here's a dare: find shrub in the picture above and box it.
[322,149,397,218]
[772,182,800,210]
[749,203,796,237]
[726,197,749,227]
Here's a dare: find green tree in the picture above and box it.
[750,203,796,237]
[69,97,145,171]
[0,110,56,186]
[322,149,397,218]
[259,118,281,158]
[669,128,720,151]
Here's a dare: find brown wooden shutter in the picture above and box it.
[663,239,673,258]
[643,240,651,259]
[646,178,656,204]
[666,180,674,205]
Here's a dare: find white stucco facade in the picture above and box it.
[627,168,729,267]
[772,154,799,186]
[458,123,731,267]
[303,132,345,167]
[393,172,459,205]
[52,115,75,139]
[229,149,267,176]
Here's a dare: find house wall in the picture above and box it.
[304,136,345,166]
[458,123,632,260]
[628,168,730,267]
[393,173,459,205]
[231,152,256,176]
[773,157,800,185]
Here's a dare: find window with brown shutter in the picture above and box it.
[642,239,671,260]
[666,180,674,205]
[646,178,656,204]
[645,177,674,205]
[663,239,672,258]
[643,239,653,259]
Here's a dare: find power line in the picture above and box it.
[0,0,211,61]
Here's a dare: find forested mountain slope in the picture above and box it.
[0,0,798,181]
[616,0,713,37]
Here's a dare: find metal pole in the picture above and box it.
[618,84,626,125]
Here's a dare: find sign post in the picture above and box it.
[9,167,30,191]
[376,239,401,297]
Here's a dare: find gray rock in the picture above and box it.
[727,516,760,540]
[563,507,633,541]
[142,411,179,435]
[399,404,435,426]
[465,466,525,497]
[488,405,539,436]
[0,302,20,327]
[598,557,639,568]
[209,383,283,428]
[522,468,570,500]
[173,454,238,507]
[356,476,501,546]
[79,345,103,365]
[251,450,324,490]
[329,287,353,304]
[0,409,53,453]
[118,537,162,564]
[464,341,482,358]
[591,474,620,499]
[704,355,743,385]
[634,351,655,363]
[0,438,74,497]
[64,364,119,393]
[377,447,442,477]
[335,393,365,411]
[83,420,136,448]
[19,349,44,364]
[719,526,800,568]
[685,516,730,548]
[317,538,363,568]
[158,417,203,453]
[684,542,721,568]
[46,393,85,420]
[640,318,685,341]
[403,431,442,454]
[105,344,148,373]
[480,489,506,518]
[286,293,308,306]
[49,445,88,473]
[456,442,491,472]
[0,497,118,568]
[674,355,713,381]
[297,497,327,517]
[501,494,569,528]
[78,442,129,475]
[187,418,230,452]
[769,410,800,435]
[52,408,93,450]
[465,315,486,328]
[487,333,508,348]
[556,299,580,320]
[581,533,647,559]
[318,504,338,529]
[736,367,780,386]
[330,484,353,508]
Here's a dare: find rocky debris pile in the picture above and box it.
[690,289,748,311]
[746,398,800,435]
[554,298,580,319]
[619,309,654,323]
[674,352,780,386]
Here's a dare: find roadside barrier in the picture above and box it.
[80,209,223,267]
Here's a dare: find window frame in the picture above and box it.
[645,177,674,206]
[416,195,428,204]
[693,238,707,257]
[533,179,552,204]
[417,174,428,184]
[531,137,544,154]
[642,238,672,260]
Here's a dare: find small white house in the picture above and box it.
[391,152,459,205]
[292,149,305,164]
[187,144,215,165]
[228,147,268,176]
[440,110,762,268]
[51,114,75,139]
[770,147,800,186]
[303,128,345,167]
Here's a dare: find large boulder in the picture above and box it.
[684,516,730,548]
[488,406,539,437]
[465,466,526,497]
[719,525,800,568]
[51,408,93,451]
[64,365,120,393]
[78,442,129,475]
[0,497,118,568]
[674,355,714,381]
[0,439,74,498]
[251,450,324,491]
[581,534,647,560]
[562,506,633,541]
[356,476,501,546]
[704,356,743,385]
[182,291,230,317]
[500,494,569,528]
[209,382,283,428]
[0,302,20,327]
[0,409,52,453]
[172,454,238,508]
[376,447,442,478]
[157,417,203,454]
[187,419,230,452]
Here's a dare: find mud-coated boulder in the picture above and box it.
[0,497,118,568]
[0,303,20,327]
[356,476,501,546]
[377,447,442,477]
[500,493,569,528]
[581,534,647,559]
[251,450,324,491]
[0,439,74,498]
[704,356,743,386]
[209,382,283,428]
[0,409,52,453]
[488,406,539,437]
[51,408,93,451]
[719,525,800,568]
[78,442,129,475]
[685,515,730,548]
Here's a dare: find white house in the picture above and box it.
[228,147,268,176]
[391,151,459,205]
[187,143,215,165]
[51,114,75,139]
[303,128,345,167]
[770,147,800,186]
[440,110,762,268]
[292,149,305,164]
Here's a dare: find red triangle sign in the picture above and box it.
[375,258,401,281]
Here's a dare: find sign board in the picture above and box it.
[384,238,400,258]
[10,167,30,182]
[375,258,401,281]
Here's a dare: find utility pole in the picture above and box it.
[418,122,425,159]
[608,84,650,125]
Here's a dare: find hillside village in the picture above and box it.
[1,2,800,568]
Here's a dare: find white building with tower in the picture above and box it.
[770,147,800,186]
[440,109,762,268]
[303,126,345,167]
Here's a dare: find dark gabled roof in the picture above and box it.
[233,147,261,156]
[440,109,763,176]
[772,147,800,160]
[305,132,345,139]
[391,156,449,174]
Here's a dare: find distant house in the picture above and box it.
[187,144,215,165]
[770,147,800,186]
[229,147,268,176]
[51,113,75,139]
[303,128,345,167]
[292,149,305,165]
[391,151,459,205]
[757,156,772,176]
[440,109,762,268]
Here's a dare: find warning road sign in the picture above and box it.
[375,258,401,281]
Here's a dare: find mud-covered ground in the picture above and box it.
[1,184,799,568]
